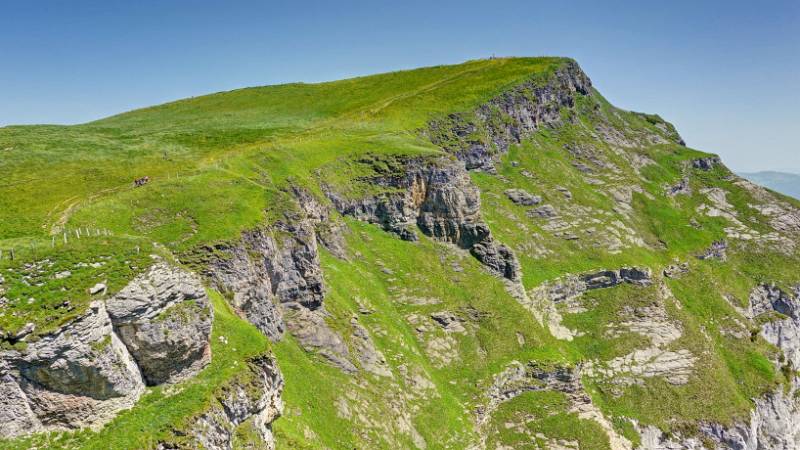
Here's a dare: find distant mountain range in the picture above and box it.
[740,171,800,199]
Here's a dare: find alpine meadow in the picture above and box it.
[2,56,800,449]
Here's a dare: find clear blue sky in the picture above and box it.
[1,0,797,172]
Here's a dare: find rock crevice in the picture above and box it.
[325,155,521,282]
[427,60,592,172]
[0,262,213,438]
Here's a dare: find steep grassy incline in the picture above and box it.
[0,57,561,243]
[2,57,800,449]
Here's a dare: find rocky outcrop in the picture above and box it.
[582,267,653,289]
[282,304,355,373]
[505,188,541,206]
[663,262,689,278]
[479,361,633,449]
[202,187,341,340]
[749,284,800,367]
[427,60,592,172]
[0,262,214,438]
[692,156,722,171]
[636,285,800,449]
[160,355,284,450]
[199,230,286,341]
[523,267,653,341]
[666,177,691,197]
[202,188,354,372]
[639,387,800,449]
[478,361,580,424]
[698,240,728,261]
[107,263,212,385]
[0,300,144,435]
[325,155,520,281]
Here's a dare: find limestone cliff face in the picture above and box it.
[107,263,213,385]
[162,355,284,450]
[202,189,356,372]
[639,386,800,450]
[0,262,213,438]
[325,155,521,282]
[637,283,800,449]
[749,284,800,367]
[427,60,593,172]
[1,300,144,434]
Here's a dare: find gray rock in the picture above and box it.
[556,186,573,200]
[698,240,728,261]
[666,177,691,196]
[430,311,466,333]
[326,155,520,282]
[1,301,145,435]
[640,386,800,450]
[203,187,333,343]
[169,355,283,450]
[13,322,35,340]
[663,263,689,278]
[692,156,722,171]
[0,373,40,437]
[749,284,800,367]
[107,263,213,385]
[619,267,653,286]
[350,317,392,377]
[504,188,541,206]
[582,270,620,289]
[427,60,592,172]
[89,283,107,295]
[202,233,286,341]
[283,304,356,374]
[528,204,558,218]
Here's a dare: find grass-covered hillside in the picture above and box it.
[2,57,799,449]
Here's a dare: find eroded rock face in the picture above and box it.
[107,263,213,385]
[161,355,284,450]
[202,189,354,373]
[639,387,800,450]
[0,262,215,438]
[201,229,286,341]
[326,155,520,282]
[427,60,592,172]
[692,156,722,171]
[479,361,633,449]
[0,301,145,435]
[634,284,800,449]
[203,187,338,333]
[0,373,40,437]
[749,284,800,366]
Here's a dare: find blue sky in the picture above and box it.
[1,0,797,172]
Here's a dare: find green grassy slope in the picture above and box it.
[1,57,798,448]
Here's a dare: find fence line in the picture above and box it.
[0,228,114,262]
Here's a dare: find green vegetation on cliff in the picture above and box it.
[2,56,799,449]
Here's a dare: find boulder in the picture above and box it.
[1,301,145,435]
[692,156,721,171]
[504,188,541,206]
[107,263,212,385]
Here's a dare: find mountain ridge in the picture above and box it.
[740,170,800,200]
[1,57,800,449]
